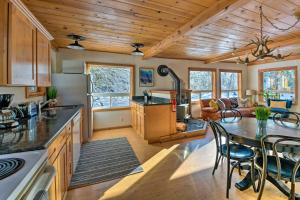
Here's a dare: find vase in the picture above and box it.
[256,119,267,136]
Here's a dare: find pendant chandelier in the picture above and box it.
[237,6,300,64]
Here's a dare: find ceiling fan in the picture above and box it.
[66,34,86,50]
[131,43,144,56]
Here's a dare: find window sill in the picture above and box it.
[93,107,131,112]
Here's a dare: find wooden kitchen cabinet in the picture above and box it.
[66,133,73,184]
[131,102,176,143]
[36,30,51,86]
[8,2,36,85]
[58,144,68,200]
[48,127,69,200]
[48,109,82,200]
[0,0,53,86]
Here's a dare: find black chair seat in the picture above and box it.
[221,144,255,160]
[256,156,300,179]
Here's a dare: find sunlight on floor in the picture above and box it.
[169,140,215,181]
[101,144,180,199]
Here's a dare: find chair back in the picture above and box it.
[210,121,230,155]
[261,135,300,181]
[273,112,300,128]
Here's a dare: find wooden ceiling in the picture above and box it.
[23,0,300,64]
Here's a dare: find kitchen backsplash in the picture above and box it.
[0,87,44,105]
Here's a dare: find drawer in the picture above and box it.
[48,128,67,163]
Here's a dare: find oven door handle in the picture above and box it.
[42,165,56,191]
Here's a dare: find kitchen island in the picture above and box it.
[131,96,207,143]
[131,96,176,143]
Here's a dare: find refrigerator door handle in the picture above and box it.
[87,74,94,94]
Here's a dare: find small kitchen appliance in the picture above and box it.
[18,102,38,118]
[0,94,20,129]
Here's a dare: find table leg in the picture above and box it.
[235,171,253,191]
[266,175,300,200]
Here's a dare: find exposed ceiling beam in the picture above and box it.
[143,0,250,59]
[204,37,300,64]
[248,53,300,66]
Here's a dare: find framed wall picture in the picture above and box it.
[25,87,46,98]
[139,68,154,87]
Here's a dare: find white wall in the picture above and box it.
[0,86,44,105]
[55,48,248,129]
[247,59,300,112]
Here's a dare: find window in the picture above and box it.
[220,70,242,98]
[258,66,298,103]
[87,63,134,109]
[189,68,216,101]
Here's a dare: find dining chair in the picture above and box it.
[273,111,300,127]
[210,121,256,198]
[256,135,300,200]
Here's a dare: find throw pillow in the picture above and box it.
[270,101,286,109]
[229,98,239,108]
[209,100,219,110]
[238,97,249,108]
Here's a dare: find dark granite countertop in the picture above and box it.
[131,96,171,106]
[0,105,82,155]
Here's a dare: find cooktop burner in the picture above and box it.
[0,158,25,180]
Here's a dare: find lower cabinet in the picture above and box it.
[131,102,176,143]
[66,135,73,184]
[48,124,73,200]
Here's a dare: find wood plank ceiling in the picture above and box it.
[24,0,300,64]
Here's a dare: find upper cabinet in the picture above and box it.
[0,0,53,86]
[37,30,51,87]
[8,3,36,86]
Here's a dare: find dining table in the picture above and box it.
[220,117,300,199]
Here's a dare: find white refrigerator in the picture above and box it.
[52,73,94,142]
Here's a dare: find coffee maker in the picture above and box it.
[0,94,20,129]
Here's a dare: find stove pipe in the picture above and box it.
[157,65,181,105]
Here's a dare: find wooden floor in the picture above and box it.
[66,127,296,200]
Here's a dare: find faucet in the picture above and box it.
[38,99,57,117]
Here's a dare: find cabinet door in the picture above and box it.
[37,30,51,86]
[53,157,62,200]
[8,3,36,86]
[66,135,73,185]
[58,144,67,200]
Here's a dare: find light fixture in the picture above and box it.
[66,34,86,50]
[237,6,300,64]
[131,43,144,56]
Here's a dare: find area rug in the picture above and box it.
[69,137,143,189]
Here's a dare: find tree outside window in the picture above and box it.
[189,69,216,101]
[259,67,297,103]
[220,71,241,98]
[89,64,133,109]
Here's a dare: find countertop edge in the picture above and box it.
[43,106,82,148]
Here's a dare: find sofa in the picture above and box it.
[200,98,255,121]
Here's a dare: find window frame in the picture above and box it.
[188,68,217,101]
[219,69,242,98]
[86,62,135,111]
[258,66,298,104]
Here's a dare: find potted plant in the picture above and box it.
[47,86,58,107]
[255,106,271,135]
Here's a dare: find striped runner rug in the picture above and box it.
[69,137,143,189]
